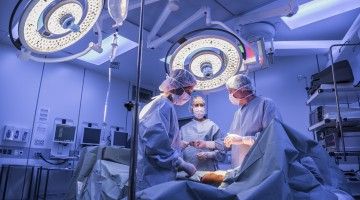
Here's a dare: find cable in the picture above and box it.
[9,0,23,50]
[164,27,247,74]
[38,153,67,165]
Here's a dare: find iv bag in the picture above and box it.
[108,0,129,27]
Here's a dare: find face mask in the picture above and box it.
[229,93,240,105]
[228,86,253,106]
[172,90,191,106]
[193,106,205,119]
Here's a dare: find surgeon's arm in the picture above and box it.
[212,129,226,162]
[142,108,185,169]
[142,120,180,169]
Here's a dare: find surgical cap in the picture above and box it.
[192,96,205,106]
[159,69,197,92]
[225,74,254,91]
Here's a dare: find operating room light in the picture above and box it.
[190,52,222,78]
[77,34,138,65]
[281,0,360,29]
[170,35,242,91]
[18,0,104,53]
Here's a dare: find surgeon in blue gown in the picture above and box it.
[136,69,198,191]
[194,74,282,168]
[180,96,226,171]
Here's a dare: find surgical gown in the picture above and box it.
[180,119,225,171]
[136,95,182,191]
[229,96,282,167]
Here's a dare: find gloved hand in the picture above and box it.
[180,140,189,150]
[189,140,215,149]
[176,157,196,177]
[224,134,242,148]
[224,134,255,148]
[196,151,216,160]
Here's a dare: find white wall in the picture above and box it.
[0,44,136,164]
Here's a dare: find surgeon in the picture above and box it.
[136,69,198,191]
[193,74,282,168]
[180,96,225,171]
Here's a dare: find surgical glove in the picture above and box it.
[190,140,216,149]
[176,157,196,177]
[241,136,255,146]
[224,134,242,148]
[196,151,216,160]
[180,140,189,150]
[224,134,255,147]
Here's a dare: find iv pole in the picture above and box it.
[128,0,145,198]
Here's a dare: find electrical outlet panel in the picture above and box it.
[3,125,31,143]
[0,148,24,156]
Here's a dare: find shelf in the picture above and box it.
[329,151,360,157]
[307,84,360,106]
[309,118,360,132]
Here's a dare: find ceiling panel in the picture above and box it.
[273,8,360,41]
[215,0,277,15]
[126,0,234,42]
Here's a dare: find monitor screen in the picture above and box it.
[54,124,76,143]
[82,127,101,145]
[113,131,128,147]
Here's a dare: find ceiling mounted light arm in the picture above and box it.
[146,0,179,48]
[24,44,94,63]
[236,0,298,25]
[20,22,103,63]
[147,6,208,49]
[147,4,251,50]
[205,8,251,49]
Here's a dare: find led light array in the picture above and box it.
[19,0,104,53]
[170,35,242,91]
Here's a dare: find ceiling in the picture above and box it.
[0,0,359,88]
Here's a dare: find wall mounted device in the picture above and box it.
[112,129,128,147]
[3,125,30,143]
[82,127,101,146]
[53,124,76,144]
[51,118,76,158]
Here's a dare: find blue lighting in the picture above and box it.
[282,0,360,29]
[78,34,138,65]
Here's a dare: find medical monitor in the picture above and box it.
[82,127,101,145]
[112,131,128,147]
[54,124,76,143]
